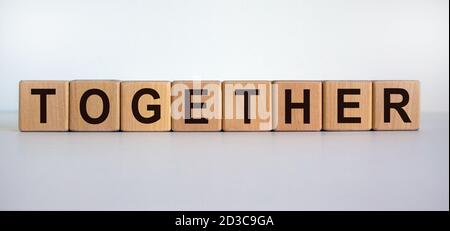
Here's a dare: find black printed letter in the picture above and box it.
[285,89,310,124]
[185,89,208,124]
[132,88,161,124]
[80,89,109,124]
[337,89,361,123]
[384,88,411,123]
[31,88,56,123]
[235,89,259,124]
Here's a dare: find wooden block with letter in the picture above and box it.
[323,81,372,131]
[222,81,272,131]
[273,81,322,131]
[373,80,420,130]
[69,80,120,131]
[19,80,69,131]
[121,81,171,131]
[171,81,222,131]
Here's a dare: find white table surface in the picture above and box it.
[0,111,448,211]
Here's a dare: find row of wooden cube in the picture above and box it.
[19,80,420,131]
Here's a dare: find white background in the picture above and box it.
[0,0,448,211]
[0,0,448,112]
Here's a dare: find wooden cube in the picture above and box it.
[121,81,171,131]
[19,80,69,131]
[171,81,222,131]
[373,80,420,130]
[273,81,322,131]
[222,81,272,131]
[323,81,372,131]
[69,80,120,131]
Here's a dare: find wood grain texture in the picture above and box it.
[121,81,171,131]
[19,80,69,131]
[69,80,120,131]
[373,80,420,130]
[171,81,222,131]
[323,81,372,131]
[273,81,322,131]
[222,81,272,131]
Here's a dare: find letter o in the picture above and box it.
[80,89,110,124]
